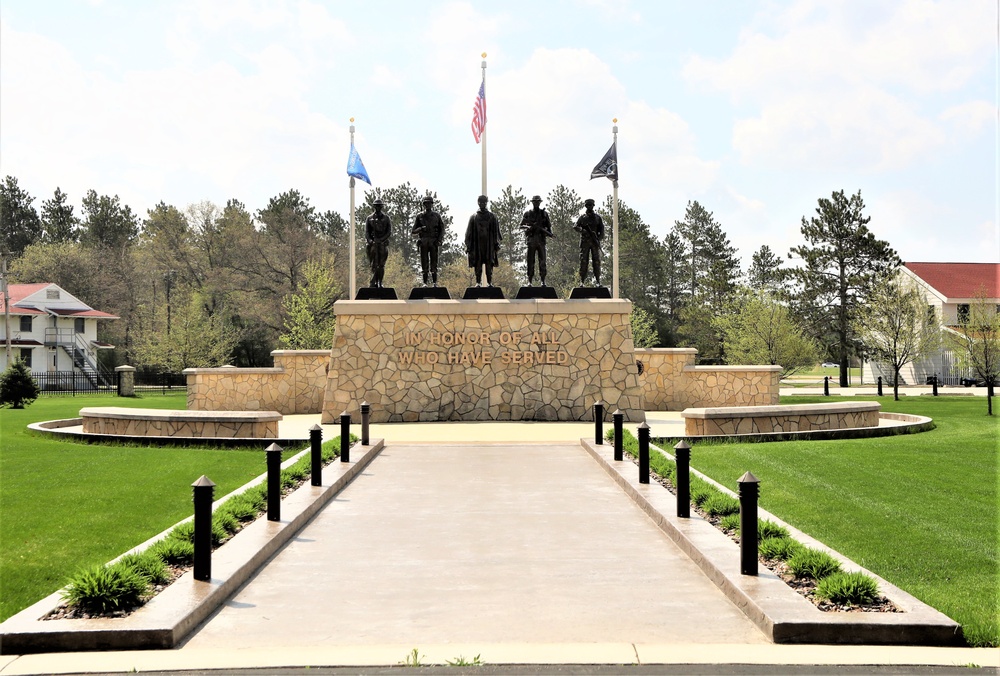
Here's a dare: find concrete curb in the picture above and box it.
[0,440,385,654]
[580,438,963,646]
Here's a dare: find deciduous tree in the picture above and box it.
[853,275,940,400]
[714,290,819,378]
[278,259,339,350]
[949,287,1000,415]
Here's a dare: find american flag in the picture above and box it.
[471,79,486,144]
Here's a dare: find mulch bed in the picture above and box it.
[631,453,899,613]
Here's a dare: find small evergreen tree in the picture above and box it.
[0,360,40,408]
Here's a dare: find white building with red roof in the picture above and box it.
[0,283,118,386]
[863,263,1000,386]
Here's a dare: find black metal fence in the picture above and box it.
[34,370,186,396]
[134,370,187,394]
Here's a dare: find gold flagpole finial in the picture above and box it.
[613,118,618,123]
[350,117,355,123]
[482,52,487,58]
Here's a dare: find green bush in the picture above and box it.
[815,571,880,605]
[787,547,842,579]
[62,564,148,614]
[213,510,240,535]
[703,493,740,517]
[0,360,39,409]
[147,537,194,566]
[168,521,194,543]
[118,551,169,584]
[757,520,789,541]
[690,480,714,507]
[222,494,262,522]
[758,536,804,561]
[719,513,741,531]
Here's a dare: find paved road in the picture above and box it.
[181,443,767,648]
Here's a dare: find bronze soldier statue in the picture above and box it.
[465,195,501,286]
[365,198,392,288]
[411,196,445,286]
[519,195,554,286]
[574,198,604,286]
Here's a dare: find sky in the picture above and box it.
[1,0,997,267]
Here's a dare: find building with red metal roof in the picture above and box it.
[1,283,118,387]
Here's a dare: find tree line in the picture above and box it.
[4,174,985,400]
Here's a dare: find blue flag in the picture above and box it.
[347,143,371,185]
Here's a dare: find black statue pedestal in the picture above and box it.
[515,286,558,299]
[408,287,451,300]
[355,287,398,300]
[570,286,612,299]
[462,286,505,300]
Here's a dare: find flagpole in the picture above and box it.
[612,119,619,299]
[481,53,487,197]
[349,119,357,300]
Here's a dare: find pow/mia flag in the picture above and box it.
[590,141,618,182]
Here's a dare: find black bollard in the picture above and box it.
[340,411,351,463]
[192,475,215,582]
[309,424,323,487]
[266,443,283,521]
[932,375,938,396]
[674,440,691,518]
[823,376,830,397]
[738,471,760,575]
[877,376,883,397]
[593,400,604,445]
[612,409,624,462]
[638,422,650,484]
[360,401,371,445]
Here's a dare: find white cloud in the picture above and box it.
[940,100,996,135]
[683,0,994,172]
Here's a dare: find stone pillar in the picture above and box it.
[115,365,136,397]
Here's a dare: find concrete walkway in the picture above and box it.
[181,442,767,648]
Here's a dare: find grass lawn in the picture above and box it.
[0,394,299,621]
[675,396,999,647]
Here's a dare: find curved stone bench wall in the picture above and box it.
[80,407,282,439]
[682,401,881,436]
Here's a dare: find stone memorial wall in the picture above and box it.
[321,299,644,423]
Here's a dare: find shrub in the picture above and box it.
[719,513,741,531]
[815,571,880,605]
[62,564,148,614]
[759,537,804,561]
[147,537,194,565]
[118,551,169,585]
[787,548,842,579]
[168,521,194,543]
[703,493,740,517]
[757,520,789,541]
[690,481,714,507]
[213,510,240,535]
[222,494,262,522]
[0,360,39,409]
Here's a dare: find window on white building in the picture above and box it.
[74,318,85,334]
[19,316,32,332]
[19,348,32,368]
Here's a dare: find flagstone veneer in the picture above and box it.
[635,348,781,410]
[80,407,281,439]
[321,299,644,423]
[682,401,881,436]
[185,351,329,415]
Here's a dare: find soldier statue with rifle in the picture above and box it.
[574,198,604,286]
[519,195,554,286]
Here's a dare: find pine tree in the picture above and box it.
[0,360,40,409]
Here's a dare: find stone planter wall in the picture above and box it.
[636,349,781,410]
[184,351,329,414]
[321,299,644,423]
